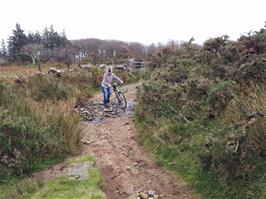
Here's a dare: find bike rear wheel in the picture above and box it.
[116,91,127,109]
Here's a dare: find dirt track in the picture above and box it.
[81,84,200,199]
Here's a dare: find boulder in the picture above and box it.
[48,67,62,77]
[80,64,92,71]
[14,75,25,84]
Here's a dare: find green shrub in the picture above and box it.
[61,68,92,91]
[0,114,59,179]
[0,74,83,180]
[137,29,266,198]
[27,75,74,101]
[90,67,103,88]
[0,99,82,181]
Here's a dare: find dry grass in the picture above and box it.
[0,65,37,82]
[0,71,84,179]
[223,84,266,124]
[0,63,70,82]
[223,84,266,154]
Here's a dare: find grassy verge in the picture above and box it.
[0,155,106,199]
[135,101,266,199]
[134,112,226,198]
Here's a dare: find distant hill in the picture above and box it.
[71,38,146,59]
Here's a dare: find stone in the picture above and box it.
[153,194,159,199]
[48,67,62,77]
[14,75,25,84]
[76,99,136,123]
[81,140,90,145]
[139,192,148,199]
[68,161,94,181]
[148,190,155,197]
[104,113,112,117]
[80,64,92,70]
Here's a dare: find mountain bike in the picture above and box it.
[112,83,127,109]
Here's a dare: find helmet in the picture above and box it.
[107,67,112,73]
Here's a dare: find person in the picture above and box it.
[101,66,123,107]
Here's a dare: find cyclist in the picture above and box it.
[101,66,123,107]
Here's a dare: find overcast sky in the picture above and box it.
[0,0,265,45]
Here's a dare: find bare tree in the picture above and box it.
[57,46,75,69]
[20,44,42,65]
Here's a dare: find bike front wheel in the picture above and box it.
[116,91,127,109]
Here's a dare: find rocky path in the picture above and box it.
[79,84,200,199]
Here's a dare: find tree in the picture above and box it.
[54,43,75,69]
[42,25,67,49]
[8,23,28,60]
[0,40,7,56]
[20,44,42,65]
[27,31,42,44]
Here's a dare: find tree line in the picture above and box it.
[0,24,155,69]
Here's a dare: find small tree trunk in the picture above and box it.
[32,57,35,65]
[37,62,41,72]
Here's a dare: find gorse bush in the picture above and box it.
[27,75,74,101]
[0,112,60,178]
[0,73,84,181]
[0,98,82,180]
[90,67,103,88]
[61,67,96,92]
[136,26,266,198]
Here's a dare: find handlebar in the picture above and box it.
[112,83,118,89]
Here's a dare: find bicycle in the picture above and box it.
[112,83,127,109]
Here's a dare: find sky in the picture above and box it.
[0,0,265,45]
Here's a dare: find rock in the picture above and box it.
[105,113,112,117]
[104,108,113,112]
[81,110,89,115]
[80,64,92,70]
[154,194,159,199]
[14,75,25,84]
[148,190,155,197]
[48,67,62,77]
[138,192,148,199]
[81,140,90,145]
[76,99,136,123]
[68,161,94,181]
[115,64,128,72]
